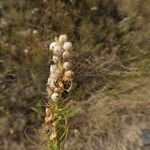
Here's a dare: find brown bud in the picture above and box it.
[45,115,53,124]
[58,82,64,88]
[62,50,72,60]
[54,87,64,93]
[46,87,53,96]
[50,131,57,140]
[64,70,75,81]
[42,123,49,133]
[45,107,52,116]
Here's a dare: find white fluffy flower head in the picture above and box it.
[63,42,73,51]
[58,34,68,44]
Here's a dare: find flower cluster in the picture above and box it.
[42,34,75,141]
[47,34,75,101]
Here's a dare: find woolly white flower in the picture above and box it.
[63,62,72,70]
[49,73,58,83]
[58,34,68,44]
[49,42,58,50]
[47,77,51,85]
[49,82,56,89]
[47,77,55,89]
[53,45,63,56]
[63,42,73,51]
[49,71,61,83]
[51,92,59,101]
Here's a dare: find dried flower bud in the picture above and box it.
[54,87,64,93]
[58,34,68,44]
[47,77,51,85]
[50,131,57,140]
[42,123,49,133]
[46,87,53,95]
[47,79,56,90]
[47,76,55,86]
[52,122,57,127]
[51,92,59,101]
[50,64,58,73]
[52,69,62,81]
[45,115,53,124]
[63,42,73,51]
[49,42,58,50]
[50,84,56,90]
[45,107,52,116]
[62,50,72,60]
[58,82,64,88]
[63,62,72,70]
[64,70,75,79]
[53,55,60,64]
[53,45,63,56]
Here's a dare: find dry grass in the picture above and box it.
[64,75,150,150]
[0,0,150,150]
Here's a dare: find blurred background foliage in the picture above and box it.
[0,0,149,150]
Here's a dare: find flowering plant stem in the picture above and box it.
[42,35,75,150]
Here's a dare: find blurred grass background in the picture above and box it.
[0,0,149,150]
